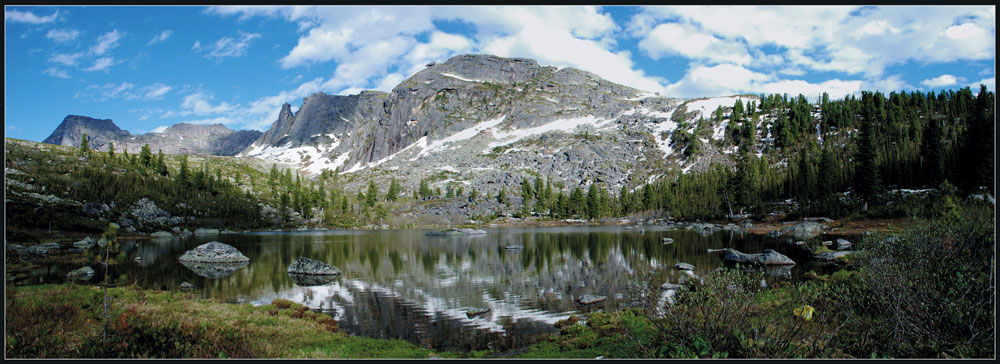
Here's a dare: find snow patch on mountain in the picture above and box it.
[440,72,485,83]
[487,115,614,150]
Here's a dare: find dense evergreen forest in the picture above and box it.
[516,85,995,221]
[4,86,994,236]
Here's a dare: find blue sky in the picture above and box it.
[5,5,995,142]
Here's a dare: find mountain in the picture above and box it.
[241,53,756,195]
[42,116,261,156]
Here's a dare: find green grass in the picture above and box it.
[5,284,432,358]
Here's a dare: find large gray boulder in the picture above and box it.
[66,266,95,281]
[287,257,341,275]
[834,238,853,250]
[578,295,606,305]
[180,260,249,278]
[781,221,827,239]
[719,248,796,266]
[178,242,249,263]
[72,236,96,249]
[151,231,173,239]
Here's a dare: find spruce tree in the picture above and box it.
[855,91,881,207]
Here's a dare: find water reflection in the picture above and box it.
[22,226,840,351]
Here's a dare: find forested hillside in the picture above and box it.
[5,86,994,240]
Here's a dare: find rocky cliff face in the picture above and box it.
[242,53,752,197]
[42,116,261,156]
[42,115,130,151]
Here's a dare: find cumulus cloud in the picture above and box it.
[43,67,70,79]
[631,6,995,78]
[148,30,172,45]
[90,29,124,56]
[194,31,261,62]
[5,9,58,24]
[180,91,236,116]
[83,57,115,72]
[921,74,959,88]
[49,52,83,66]
[46,28,80,42]
[967,77,995,91]
[638,22,752,65]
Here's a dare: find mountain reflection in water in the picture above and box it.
[27,226,832,351]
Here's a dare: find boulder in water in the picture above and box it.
[720,248,796,266]
[178,242,249,263]
[180,260,248,279]
[578,295,606,305]
[66,266,95,281]
[151,231,173,239]
[289,273,338,286]
[287,257,341,275]
[466,307,491,318]
[426,228,487,236]
[674,262,695,271]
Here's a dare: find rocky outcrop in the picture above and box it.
[577,295,606,305]
[287,257,341,275]
[834,238,853,250]
[178,242,249,263]
[73,236,96,249]
[66,266,95,281]
[715,248,796,266]
[781,222,827,239]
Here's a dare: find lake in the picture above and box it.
[23,225,835,352]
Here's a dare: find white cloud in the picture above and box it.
[632,6,996,77]
[43,67,70,79]
[83,57,115,72]
[129,83,172,100]
[77,82,174,101]
[148,30,172,45]
[77,82,134,100]
[665,64,771,98]
[920,74,959,88]
[194,31,261,61]
[5,9,58,24]
[244,77,327,130]
[967,77,996,91]
[638,22,752,65]
[212,6,668,96]
[180,92,235,116]
[46,29,80,42]
[49,52,83,66]
[90,29,124,55]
